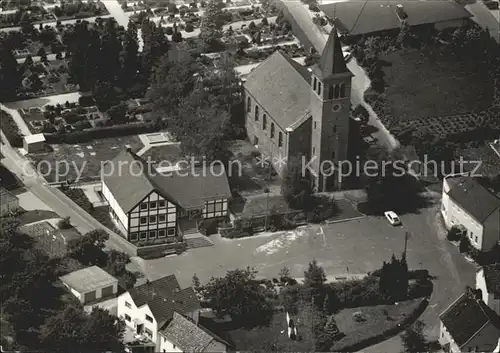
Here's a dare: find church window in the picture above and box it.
[340,84,346,98]
[263,114,267,130]
[334,85,340,99]
[328,85,334,99]
[314,121,317,129]
[270,123,275,138]
[331,151,335,159]
[255,105,259,121]
[247,97,251,112]
[313,77,317,91]
[312,146,315,155]
[333,125,337,133]
[278,132,283,147]
[318,82,322,96]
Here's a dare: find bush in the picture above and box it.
[459,235,471,253]
[165,26,174,35]
[198,219,219,235]
[172,31,182,42]
[447,225,463,241]
[78,95,95,107]
[57,216,72,229]
[185,23,194,32]
[0,111,23,147]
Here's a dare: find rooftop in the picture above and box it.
[60,266,118,293]
[244,50,311,130]
[101,148,232,212]
[24,133,46,144]
[482,263,500,297]
[128,275,201,328]
[445,176,500,223]
[160,312,226,352]
[0,187,18,205]
[440,292,495,348]
[321,1,472,36]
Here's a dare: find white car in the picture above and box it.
[384,211,401,226]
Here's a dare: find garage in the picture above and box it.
[84,290,97,303]
[101,285,114,298]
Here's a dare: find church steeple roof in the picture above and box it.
[314,29,350,79]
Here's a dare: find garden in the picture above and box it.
[0,6,56,28]
[0,109,24,147]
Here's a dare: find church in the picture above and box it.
[243,29,353,192]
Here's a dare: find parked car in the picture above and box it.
[384,211,401,226]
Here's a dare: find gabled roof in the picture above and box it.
[159,312,227,352]
[0,187,18,205]
[482,264,500,296]
[440,292,496,347]
[127,275,201,328]
[445,176,500,223]
[244,50,311,129]
[312,29,350,80]
[321,1,472,36]
[60,266,117,293]
[102,148,232,212]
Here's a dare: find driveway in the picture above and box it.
[135,198,475,349]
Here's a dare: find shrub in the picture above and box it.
[447,225,463,241]
[78,95,95,107]
[0,111,23,147]
[165,26,174,35]
[185,23,194,32]
[57,216,72,229]
[172,31,182,42]
[198,219,219,235]
[459,235,471,253]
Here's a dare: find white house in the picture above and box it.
[23,133,46,153]
[158,312,228,353]
[439,290,500,353]
[117,274,201,351]
[101,147,231,246]
[59,266,118,304]
[441,176,500,251]
[0,187,19,216]
[476,264,500,316]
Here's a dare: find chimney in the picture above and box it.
[396,4,408,21]
[125,144,132,153]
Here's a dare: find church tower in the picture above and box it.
[308,29,353,192]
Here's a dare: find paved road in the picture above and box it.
[0,14,114,33]
[136,198,475,347]
[0,130,137,255]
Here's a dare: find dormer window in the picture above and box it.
[255,105,259,121]
[247,97,251,113]
[328,85,334,99]
[270,123,275,138]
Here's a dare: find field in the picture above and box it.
[29,136,144,183]
[380,49,494,121]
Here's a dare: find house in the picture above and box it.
[439,290,500,353]
[441,175,500,251]
[0,187,19,216]
[101,147,231,248]
[244,29,353,192]
[23,133,46,153]
[19,220,80,258]
[60,266,119,304]
[477,264,500,315]
[320,1,471,37]
[158,312,228,352]
[117,274,201,351]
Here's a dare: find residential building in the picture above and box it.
[441,175,500,251]
[101,147,231,247]
[320,1,471,38]
[439,290,500,353]
[23,133,46,153]
[19,220,80,258]
[244,29,353,191]
[0,187,19,216]
[117,275,201,351]
[477,264,500,315]
[59,266,119,304]
[158,312,228,352]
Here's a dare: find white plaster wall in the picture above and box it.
[102,180,129,231]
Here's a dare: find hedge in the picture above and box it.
[0,110,24,147]
[44,122,158,144]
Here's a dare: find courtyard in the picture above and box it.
[136,197,476,343]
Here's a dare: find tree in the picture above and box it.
[200,0,224,52]
[40,305,125,353]
[199,267,273,324]
[57,216,72,229]
[304,259,327,288]
[281,156,314,210]
[67,229,108,265]
[106,102,128,124]
[379,253,409,301]
[192,273,201,293]
[401,320,429,353]
[279,266,291,283]
[105,250,136,289]
[172,30,183,42]
[459,235,471,253]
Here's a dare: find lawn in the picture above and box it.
[29,135,144,183]
[17,209,60,225]
[222,311,314,351]
[380,49,494,121]
[331,298,426,351]
[227,140,281,196]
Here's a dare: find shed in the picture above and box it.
[60,266,119,304]
[23,133,46,153]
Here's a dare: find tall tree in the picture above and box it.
[199,0,224,52]
[401,320,429,353]
[304,259,327,288]
[67,229,108,265]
